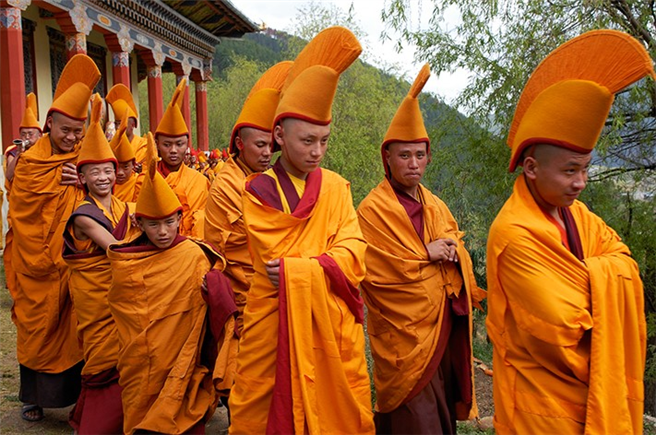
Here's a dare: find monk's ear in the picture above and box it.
[46,116,53,131]
[273,124,284,147]
[523,156,538,180]
[235,136,244,151]
[384,147,391,164]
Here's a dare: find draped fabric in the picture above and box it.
[228,168,374,435]
[487,175,645,435]
[113,172,138,202]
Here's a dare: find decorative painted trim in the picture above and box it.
[202,58,212,81]
[70,0,92,35]
[112,51,129,67]
[0,7,22,30]
[176,74,189,86]
[117,23,133,53]
[152,42,165,67]
[181,58,192,77]
[196,82,207,92]
[7,0,31,11]
[147,65,162,79]
[66,32,87,53]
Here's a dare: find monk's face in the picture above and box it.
[236,127,273,172]
[19,127,41,148]
[523,144,591,210]
[127,117,137,137]
[274,118,330,179]
[156,135,188,170]
[116,160,135,185]
[385,141,429,189]
[47,112,85,154]
[138,213,181,249]
[79,161,116,198]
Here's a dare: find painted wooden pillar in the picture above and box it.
[55,4,92,59]
[194,81,208,152]
[147,65,163,133]
[105,32,133,88]
[0,3,27,152]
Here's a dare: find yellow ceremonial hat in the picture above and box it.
[135,132,182,219]
[381,64,431,176]
[109,109,136,163]
[508,30,655,172]
[106,83,139,125]
[46,54,101,130]
[77,94,118,172]
[155,78,189,138]
[272,26,362,151]
[230,61,293,154]
[197,151,207,163]
[20,93,41,132]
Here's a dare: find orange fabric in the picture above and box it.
[204,157,253,333]
[108,238,221,435]
[76,94,117,171]
[159,163,210,237]
[507,30,655,171]
[106,83,138,122]
[132,135,148,165]
[357,179,484,415]
[48,54,100,122]
[114,172,138,202]
[20,92,41,131]
[64,196,139,376]
[486,175,645,434]
[228,169,374,435]
[9,134,84,372]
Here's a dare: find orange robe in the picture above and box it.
[486,175,645,435]
[357,179,484,420]
[131,134,148,165]
[113,171,138,202]
[228,164,375,435]
[9,134,84,374]
[108,235,225,435]
[204,157,254,333]
[136,163,210,238]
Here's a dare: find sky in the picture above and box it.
[233,0,469,105]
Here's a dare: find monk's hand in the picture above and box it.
[427,238,458,263]
[266,258,281,289]
[60,162,78,186]
[130,213,138,228]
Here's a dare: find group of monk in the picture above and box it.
[2,24,653,435]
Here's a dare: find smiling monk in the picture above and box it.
[9,54,100,422]
[486,30,654,435]
[228,27,375,435]
[357,65,485,435]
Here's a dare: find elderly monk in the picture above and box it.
[63,95,139,434]
[205,60,290,334]
[357,64,485,435]
[106,83,147,168]
[4,92,43,297]
[487,30,654,435]
[135,78,210,238]
[108,111,139,202]
[228,27,374,435]
[9,54,100,422]
[108,133,231,435]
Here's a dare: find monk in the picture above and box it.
[106,83,147,168]
[228,26,374,435]
[205,60,291,335]
[9,54,100,422]
[108,133,231,435]
[4,92,43,296]
[108,111,139,202]
[486,30,653,435]
[357,64,485,435]
[135,78,210,238]
[63,95,139,434]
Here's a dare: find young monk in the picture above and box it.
[106,83,147,168]
[228,26,374,435]
[487,30,654,435]
[9,54,100,422]
[357,65,486,435]
[108,133,234,435]
[108,110,139,202]
[63,94,139,434]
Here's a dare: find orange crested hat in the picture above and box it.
[197,151,207,163]
[109,109,136,163]
[106,83,139,125]
[155,78,189,138]
[46,54,101,131]
[272,26,362,151]
[382,64,431,177]
[77,94,118,172]
[508,29,655,172]
[20,93,41,132]
[135,132,183,219]
[230,61,293,154]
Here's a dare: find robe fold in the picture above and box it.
[9,134,84,374]
[132,135,148,165]
[486,175,645,435]
[108,235,225,435]
[113,171,138,202]
[356,179,484,422]
[228,166,374,435]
